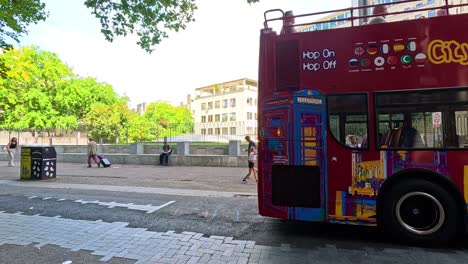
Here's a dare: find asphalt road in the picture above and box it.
[1,184,468,264]
[1,163,468,263]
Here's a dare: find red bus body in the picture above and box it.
[257,4,468,232]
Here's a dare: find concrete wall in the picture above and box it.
[1,141,248,167]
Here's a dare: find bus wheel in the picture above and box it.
[382,179,462,243]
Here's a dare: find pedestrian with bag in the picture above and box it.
[87,137,100,168]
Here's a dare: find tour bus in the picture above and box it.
[257,0,468,243]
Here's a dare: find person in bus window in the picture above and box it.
[349,135,361,148]
[368,5,388,25]
[281,10,297,34]
[436,9,448,16]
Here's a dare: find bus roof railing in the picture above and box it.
[263,0,468,31]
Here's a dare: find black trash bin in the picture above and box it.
[20,146,57,180]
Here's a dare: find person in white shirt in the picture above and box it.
[242,146,258,183]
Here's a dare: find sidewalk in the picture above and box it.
[0,162,258,195]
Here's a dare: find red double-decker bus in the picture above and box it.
[257,0,468,243]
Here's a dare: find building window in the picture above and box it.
[230,98,236,107]
[215,101,220,108]
[201,129,206,135]
[427,0,434,4]
[255,113,258,120]
[230,127,236,135]
[404,7,411,11]
[215,114,220,122]
[208,115,213,122]
[223,99,228,108]
[222,113,228,122]
[247,98,253,105]
[375,88,468,149]
[428,10,435,17]
[328,93,369,149]
[208,128,213,135]
[230,112,236,121]
[215,128,220,135]
[201,116,206,123]
[208,102,213,110]
[416,3,423,8]
[201,103,206,110]
[415,14,422,19]
[222,127,228,135]
[247,112,253,120]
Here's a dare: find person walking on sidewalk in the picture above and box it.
[6,137,18,167]
[242,146,258,183]
[87,137,100,168]
[243,136,257,180]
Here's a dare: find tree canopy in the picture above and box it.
[0,46,123,131]
[0,45,194,143]
[0,0,48,49]
[0,0,259,53]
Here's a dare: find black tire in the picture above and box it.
[381,179,463,244]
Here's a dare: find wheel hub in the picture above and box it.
[395,192,445,235]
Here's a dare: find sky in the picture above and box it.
[19,0,351,107]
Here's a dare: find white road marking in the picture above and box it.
[73,199,176,214]
[28,196,37,199]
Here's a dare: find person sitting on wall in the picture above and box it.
[159,137,173,166]
[281,10,298,34]
[368,5,388,25]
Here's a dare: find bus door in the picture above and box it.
[260,105,291,219]
[271,89,327,221]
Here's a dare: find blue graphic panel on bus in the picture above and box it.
[287,89,328,221]
[271,119,283,127]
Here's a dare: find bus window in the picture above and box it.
[375,88,468,149]
[328,94,369,149]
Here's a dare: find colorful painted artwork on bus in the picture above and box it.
[330,150,449,224]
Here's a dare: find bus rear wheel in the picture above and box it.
[381,179,462,244]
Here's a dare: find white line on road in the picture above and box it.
[73,199,176,214]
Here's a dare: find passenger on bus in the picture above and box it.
[368,5,388,25]
[347,135,361,148]
[281,10,297,34]
[436,9,448,16]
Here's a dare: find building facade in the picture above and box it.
[190,78,258,141]
[299,0,467,32]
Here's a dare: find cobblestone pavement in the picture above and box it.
[1,212,468,264]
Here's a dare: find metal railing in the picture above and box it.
[263,0,468,31]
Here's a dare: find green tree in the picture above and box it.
[144,101,193,139]
[128,114,154,142]
[0,46,125,134]
[84,101,134,143]
[0,46,74,131]
[54,77,120,121]
[1,1,258,53]
[0,0,48,49]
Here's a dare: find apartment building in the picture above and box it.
[190,78,258,140]
[298,0,467,32]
